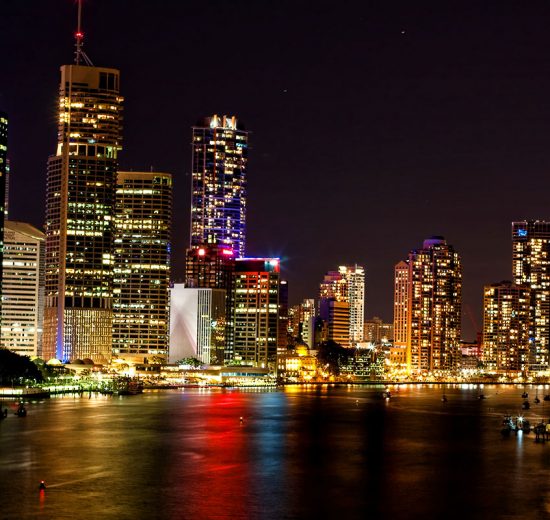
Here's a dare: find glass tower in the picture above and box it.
[190,115,248,257]
[43,65,123,363]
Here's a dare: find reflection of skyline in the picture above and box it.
[1,387,550,518]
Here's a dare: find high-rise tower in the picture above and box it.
[319,265,365,346]
[1,221,45,357]
[482,281,530,374]
[393,237,462,373]
[190,115,248,257]
[512,221,550,372]
[112,171,172,363]
[43,9,123,362]
[233,258,280,368]
[0,112,8,313]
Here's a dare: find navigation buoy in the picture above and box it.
[39,481,46,491]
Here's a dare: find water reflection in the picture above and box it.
[1,386,550,519]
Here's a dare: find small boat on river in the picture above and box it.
[115,379,144,396]
[501,415,531,435]
[15,403,27,417]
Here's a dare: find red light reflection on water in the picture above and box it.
[167,391,252,519]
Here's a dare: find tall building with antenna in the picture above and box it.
[42,4,123,362]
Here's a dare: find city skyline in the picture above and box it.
[4,2,550,339]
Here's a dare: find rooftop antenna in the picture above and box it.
[75,0,94,66]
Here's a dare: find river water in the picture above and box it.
[1,384,550,520]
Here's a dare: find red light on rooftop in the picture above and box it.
[222,249,233,256]
[75,32,84,38]
[198,248,206,256]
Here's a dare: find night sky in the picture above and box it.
[3,0,550,340]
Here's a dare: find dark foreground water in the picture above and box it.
[1,384,550,520]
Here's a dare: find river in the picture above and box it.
[1,384,550,519]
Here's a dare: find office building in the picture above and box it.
[393,237,462,373]
[277,279,289,354]
[512,221,550,372]
[190,115,248,257]
[184,244,236,363]
[319,298,350,347]
[233,258,280,367]
[1,221,45,357]
[112,171,172,363]
[43,31,124,362]
[0,112,8,307]
[393,260,409,349]
[482,281,530,373]
[169,285,226,365]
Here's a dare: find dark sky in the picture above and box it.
[3,0,550,340]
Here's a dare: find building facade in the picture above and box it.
[112,171,172,363]
[43,63,123,363]
[393,260,409,349]
[394,237,462,373]
[319,298,350,348]
[233,258,280,368]
[190,115,248,257]
[364,316,393,346]
[482,281,531,374]
[319,265,365,346]
[1,221,45,357]
[184,244,236,363]
[0,112,8,312]
[512,221,550,372]
[169,285,226,365]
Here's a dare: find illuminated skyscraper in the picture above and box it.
[190,115,248,257]
[512,221,550,372]
[112,171,172,363]
[43,21,123,362]
[393,260,409,349]
[1,221,45,357]
[233,258,280,367]
[482,281,530,374]
[341,265,365,344]
[393,237,462,373]
[319,265,365,345]
[277,279,289,354]
[0,112,8,305]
